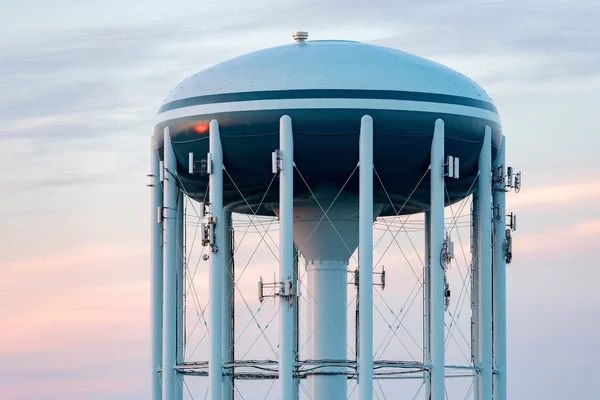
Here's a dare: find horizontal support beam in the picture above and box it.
[176,372,477,380]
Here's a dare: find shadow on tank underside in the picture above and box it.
[154,108,500,216]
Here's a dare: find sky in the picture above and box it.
[1,0,599,399]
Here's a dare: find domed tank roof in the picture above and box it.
[161,40,494,108]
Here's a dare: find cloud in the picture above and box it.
[510,180,600,208]
[515,218,600,258]
[1,1,599,399]
[0,243,149,399]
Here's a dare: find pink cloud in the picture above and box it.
[509,180,600,208]
[0,244,150,399]
[515,218,600,256]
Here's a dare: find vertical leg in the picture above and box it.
[477,127,493,399]
[151,137,163,400]
[175,192,185,400]
[430,119,446,400]
[222,209,234,400]
[359,115,374,400]
[471,191,480,399]
[209,120,224,400]
[423,210,431,399]
[292,245,300,400]
[493,136,507,400]
[163,127,178,400]
[279,115,294,400]
[305,258,312,397]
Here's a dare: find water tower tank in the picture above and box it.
[154,37,501,215]
[151,32,508,400]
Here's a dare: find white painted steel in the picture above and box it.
[279,115,295,400]
[209,120,224,400]
[306,259,348,399]
[430,119,446,400]
[477,127,493,399]
[493,136,507,400]
[222,208,234,400]
[423,210,431,399]
[151,137,163,400]
[292,245,299,400]
[156,98,500,126]
[162,127,178,400]
[162,41,494,106]
[471,190,480,399]
[359,115,374,400]
[175,193,184,400]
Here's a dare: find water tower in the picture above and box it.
[150,32,520,400]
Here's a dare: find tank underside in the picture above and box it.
[154,108,501,216]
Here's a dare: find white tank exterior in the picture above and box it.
[162,40,494,105]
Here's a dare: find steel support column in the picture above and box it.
[477,127,493,399]
[493,136,507,400]
[359,115,374,400]
[423,210,431,399]
[175,191,184,400]
[471,190,480,399]
[209,120,224,400]
[279,115,294,400]
[430,119,446,400]
[163,127,178,400]
[292,245,300,400]
[151,137,163,400]
[222,208,234,400]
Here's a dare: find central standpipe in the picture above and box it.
[293,199,355,400]
[359,115,374,400]
[477,128,493,399]
[430,119,446,400]
[292,116,382,400]
[279,116,295,400]
[209,120,224,400]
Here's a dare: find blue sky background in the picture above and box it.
[1,0,599,399]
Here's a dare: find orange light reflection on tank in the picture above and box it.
[194,122,209,134]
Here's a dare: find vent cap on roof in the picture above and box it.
[293,31,308,42]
